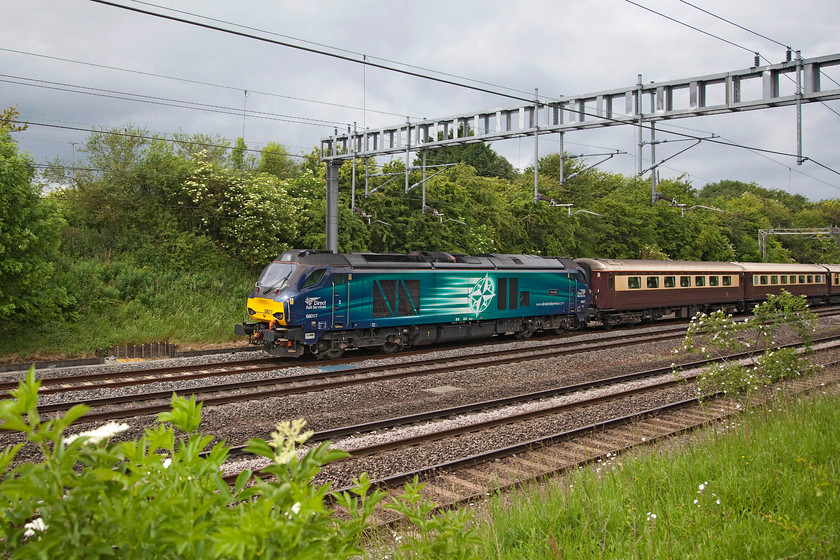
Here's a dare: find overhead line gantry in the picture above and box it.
[320,53,840,253]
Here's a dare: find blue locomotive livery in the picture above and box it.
[235,249,591,359]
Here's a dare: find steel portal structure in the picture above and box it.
[320,53,840,253]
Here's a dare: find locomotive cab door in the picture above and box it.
[574,270,587,313]
[331,271,349,329]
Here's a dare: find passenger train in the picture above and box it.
[234,249,840,358]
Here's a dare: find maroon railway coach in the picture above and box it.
[575,259,745,327]
[737,262,830,304]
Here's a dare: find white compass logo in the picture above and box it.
[468,275,496,314]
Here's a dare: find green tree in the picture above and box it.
[0,130,68,324]
[259,141,297,179]
[414,131,518,181]
[0,105,27,132]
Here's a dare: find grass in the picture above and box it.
[0,256,256,360]
[461,391,840,559]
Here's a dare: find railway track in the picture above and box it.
[30,326,693,423]
[316,365,840,527]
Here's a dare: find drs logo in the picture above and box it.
[468,275,495,314]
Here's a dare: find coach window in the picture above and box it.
[789,276,797,284]
[680,276,691,287]
[647,277,659,289]
[835,275,840,286]
[628,277,641,289]
[808,275,814,283]
[799,275,806,283]
[771,275,778,284]
[664,276,676,288]
[760,275,769,285]
[709,276,719,287]
[722,276,732,286]
[301,269,326,288]
[695,276,706,287]
[781,276,788,284]
[817,274,824,283]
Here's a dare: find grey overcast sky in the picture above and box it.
[3,0,840,200]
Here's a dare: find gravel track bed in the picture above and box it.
[3,320,840,473]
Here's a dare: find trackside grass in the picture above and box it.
[410,391,839,560]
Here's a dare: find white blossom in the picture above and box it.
[23,518,47,538]
[64,422,130,445]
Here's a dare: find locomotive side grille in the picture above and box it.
[374,279,420,318]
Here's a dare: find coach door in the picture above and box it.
[331,272,349,329]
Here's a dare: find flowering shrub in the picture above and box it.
[674,290,818,399]
[0,370,477,559]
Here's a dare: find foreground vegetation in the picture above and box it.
[467,391,839,559]
[2,369,837,558]
[4,111,840,359]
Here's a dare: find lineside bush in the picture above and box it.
[0,370,479,559]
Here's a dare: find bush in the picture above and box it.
[673,290,819,399]
[0,370,479,558]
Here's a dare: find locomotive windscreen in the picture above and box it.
[256,263,297,295]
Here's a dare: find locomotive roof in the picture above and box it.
[274,250,579,270]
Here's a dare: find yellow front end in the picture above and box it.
[247,296,287,326]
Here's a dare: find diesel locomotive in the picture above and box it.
[235,250,840,358]
[234,249,590,358]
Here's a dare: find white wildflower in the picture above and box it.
[64,422,130,445]
[291,502,301,515]
[23,518,47,538]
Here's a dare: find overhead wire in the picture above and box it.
[125,0,539,99]
[0,47,414,119]
[9,119,313,159]
[89,0,536,105]
[1,74,347,129]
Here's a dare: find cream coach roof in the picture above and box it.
[575,259,744,273]
[733,262,828,273]
[576,258,830,274]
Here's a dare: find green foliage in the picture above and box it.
[477,392,840,559]
[0,373,480,559]
[385,477,482,560]
[674,290,819,399]
[0,130,69,326]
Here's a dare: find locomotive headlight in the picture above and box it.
[247,307,256,316]
[273,312,284,320]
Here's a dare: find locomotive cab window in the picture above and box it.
[695,276,706,287]
[628,277,641,289]
[647,277,659,289]
[301,269,326,288]
[332,273,347,285]
[709,276,719,287]
[664,276,676,288]
[680,276,691,287]
[519,291,530,307]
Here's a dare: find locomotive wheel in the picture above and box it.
[380,335,403,354]
[312,340,345,360]
[515,326,535,339]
